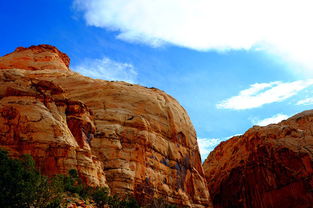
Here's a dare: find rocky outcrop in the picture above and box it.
[0,70,106,187]
[0,45,70,71]
[203,111,313,208]
[0,45,211,207]
[52,75,211,207]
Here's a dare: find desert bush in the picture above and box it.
[52,169,85,195]
[0,149,61,208]
[90,187,110,207]
[108,195,140,208]
[144,197,178,208]
[0,149,179,208]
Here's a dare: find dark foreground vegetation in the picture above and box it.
[0,149,178,208]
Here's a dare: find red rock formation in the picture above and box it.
[203,111,313,208]
[0,45,70,71]
[0,71,106,187]
[0,45,211,207]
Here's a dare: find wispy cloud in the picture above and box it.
[252,113,289,126]
[74,0,313,70]
[73,57,137,83]
[296,97,313,106]
[217,80,313,110]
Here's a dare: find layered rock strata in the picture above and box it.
[0,69,106,187]
[203,111,313,208]
[0,45,211,207]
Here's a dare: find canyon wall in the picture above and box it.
[203,111,313,208]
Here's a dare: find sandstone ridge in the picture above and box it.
[0,45,212,207]
[203,111,313,208]
[0,44,70,71]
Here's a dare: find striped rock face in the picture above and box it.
[0,45,212,208]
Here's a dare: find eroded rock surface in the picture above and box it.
[0,45,211,207]
[203,111,313,208]
[0,70,106,187]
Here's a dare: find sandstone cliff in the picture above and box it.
[203,111,313,208]
[0,45,211,207]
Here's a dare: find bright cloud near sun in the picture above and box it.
[74,0,313,71]
[73,57,137,83]
[217,80,313,110]
[252,113,289,126]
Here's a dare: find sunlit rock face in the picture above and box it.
[0,45,70,71]
[0,58,106,187]
[203,111,313,208]
[0,45,212,207]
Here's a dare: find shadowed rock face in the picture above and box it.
[203,111,313,208]
[0,45,211,208]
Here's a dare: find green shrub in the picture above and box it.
[0,149,178,208]
[0,149,61,208]
[52,168,95,200]
[91,187,110,207]
[120,195,140,208]
[108,195,140,208]
[144,197,178,208]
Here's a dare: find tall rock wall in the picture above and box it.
[203,111,313,208]
[0,45,211,207]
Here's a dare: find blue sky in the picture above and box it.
[2,0,313,160]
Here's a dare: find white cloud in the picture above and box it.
[253,113,289,126]
[217,80,313,110]
[73,57,137,83]
[198,138,222,160]
[198,135,241,160]
[74,0,313,71]
[296,97,313,106]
